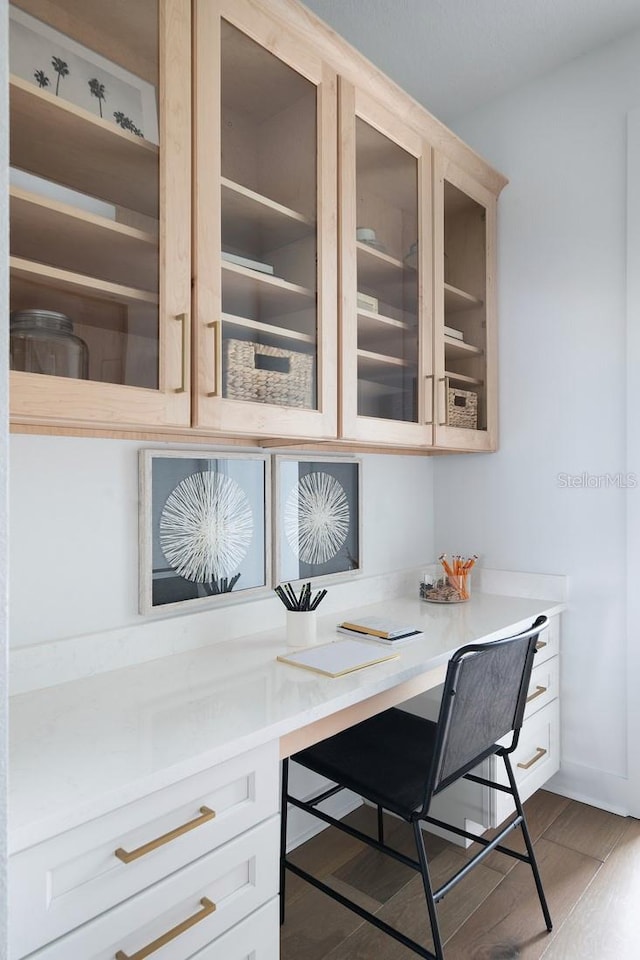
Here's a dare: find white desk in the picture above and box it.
[8,591,563,960]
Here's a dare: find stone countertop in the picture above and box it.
[9,591,563,853]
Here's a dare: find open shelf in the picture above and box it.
[445,369,484,387]
[10,76,159,218]
[221,178,315,251]
[222,260,315,318]
[10,257,158,307]
[444,336,483,360]
[444,282,483,312]
[222,312,315,346]
[10,187,158,292]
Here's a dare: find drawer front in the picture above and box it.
[524,655,559,720]
[491,698,560,826]
[533,614,559,666]
[10,741,279,959]
[190,898,279,960]
[24,816,279,960]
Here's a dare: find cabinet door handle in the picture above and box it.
[526,684,547,704]
[437,376,450,426]
[115,806,215,864]
[175,312,190,394]
[115,897,216,960]
[206,320,222,397]
[517,747,547,770]
[424,374,434,425]
[535,639,547,652]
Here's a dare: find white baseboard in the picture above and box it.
[285,791,362,853]
[545,763,628,817]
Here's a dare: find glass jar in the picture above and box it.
[10,310,89,380]
[420,560,473,603]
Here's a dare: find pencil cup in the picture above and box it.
[420,565,471,603]
[286,610,317,647]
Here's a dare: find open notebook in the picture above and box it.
[277,638,399,678]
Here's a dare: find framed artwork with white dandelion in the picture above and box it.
[275,456,361,585]
[9,6,158,143]
[139,450,270,614]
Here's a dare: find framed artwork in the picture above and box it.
[274,455,361,585]
[139,450,271,614]
[9,6,158,143]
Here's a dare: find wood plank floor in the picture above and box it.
[281,791,640,959]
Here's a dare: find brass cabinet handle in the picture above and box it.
[526,684,547,704]
[175,312,190,394]
[115,806,215,864]
[437,375,450,426]
[535,639,547,651]
[517,747,547,770]
[424,374,434,425]
[206,320,222,397]
[115,897,216,960]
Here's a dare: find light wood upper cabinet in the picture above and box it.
[8,0,192,429]
[191,0,338,440]
[339,80,433,448]
[433,155,498,451]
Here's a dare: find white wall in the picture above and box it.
[1,0,9,951]
[9,435,434,646]
[435,28,640,813]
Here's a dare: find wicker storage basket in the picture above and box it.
[223,338,314,408]
[447,386,478,429]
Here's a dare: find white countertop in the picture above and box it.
[9,592,563,854]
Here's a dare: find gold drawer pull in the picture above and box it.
[115,806,215,864]
[517,747,547,770]
[115,897,216,960]
[175,312,190,394]
[526,684,547,704]
[535,639,547,651]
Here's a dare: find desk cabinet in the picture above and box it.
[9,742,279,960]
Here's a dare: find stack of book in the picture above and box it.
[337,616,423,645]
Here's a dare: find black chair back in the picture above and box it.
[423,615,548,809]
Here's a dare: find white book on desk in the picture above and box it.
[336,626,423,645]
[337,615,422,642]
[277,638,399,678]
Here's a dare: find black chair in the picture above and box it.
[280,615,552,960]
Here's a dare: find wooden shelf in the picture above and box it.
[358,348,416,381]
[444,336,483,360]
[10,76,159,218]
[10,187,158,292]
[444,282,483,312]
[221,178,315,251]
[222,260,315,318]
[445,370,484,387]
[222,312,315,346]
[358,309,418,360]
[357,242,418,309]
[10,257,158,307]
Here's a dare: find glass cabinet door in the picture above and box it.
[339,81,432,447]
[193,0,337,439]
[9,0,191,428]
[433,154,497,451]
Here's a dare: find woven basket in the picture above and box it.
[447,386,478,429]
[224,338,314,409]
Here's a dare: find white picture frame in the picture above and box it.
[274,454,362,587]
[139,450,272,616]
[9,5,158,143]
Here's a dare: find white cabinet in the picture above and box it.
[9,741,279,960]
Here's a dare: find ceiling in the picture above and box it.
[302,0,640,122]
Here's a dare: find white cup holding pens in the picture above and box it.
[276,581,327,647]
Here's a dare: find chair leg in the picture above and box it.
[413,820,445,960]
[280,758,289,926]
[503,753,553,931]
[377,804,385,844]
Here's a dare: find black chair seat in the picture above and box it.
[295,707,438,820]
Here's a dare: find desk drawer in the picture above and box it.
[524,655,559,720]
[533,615,559,666]
[190,897,279,960]
[491,698,560,826]
[24,816,279,960]
[10,741,278,959]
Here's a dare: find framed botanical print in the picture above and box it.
[274,455,361,585]
[139,450,270,614]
